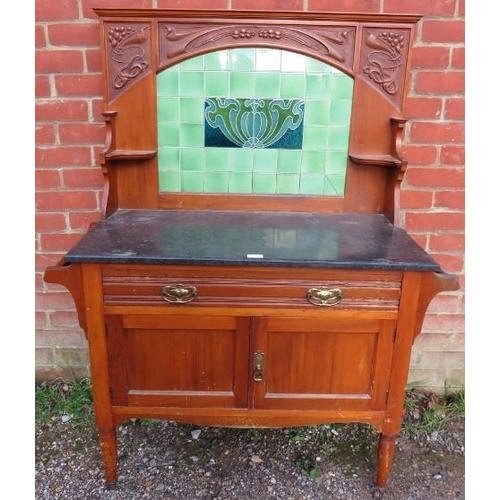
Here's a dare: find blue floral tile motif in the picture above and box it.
[204,98,304,149]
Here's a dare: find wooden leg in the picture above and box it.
[98,427,118,488]
[376,434,397,488]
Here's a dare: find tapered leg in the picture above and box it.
[98,427,118,488]
[376,434,396,488]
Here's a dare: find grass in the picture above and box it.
[402,383,465,436]
[35,377,94,426]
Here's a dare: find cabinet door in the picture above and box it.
[251,317,395,411]
[107,314,250,408]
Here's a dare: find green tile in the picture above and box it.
[179,124,204,147]
[325,174,346,195]
[204,50,229,71]
[157,97,179,122]
[325,152,348,175]
[301,151,325,174]
[276,174,300,193]
[179,71,204,96]
[205,172,228,192]
[255,73,281,98]
[230,48,256,71]
[306,74,331,99]
[157,69,178,96]
[305,100,330,126]
[180,98,204,124]
[229,148,253,172]
[228,172,252,193]
[178,55,203,71]
[205,148,230,171]
[253,149,278,173]
[280,73,305,98]
[328,126,350,150]
[230,72,255,97]
[277,150,301,173]
[204,72,230,95]
[330,100,353,126]
[181,171,204,192]
[158,123,180,147]
[253,173,276,194]
[331,74,354,100]
[180,148,204,171]
[303,126,328,150]
[306,57,332,73]
[300,174,324,194]
[159,171,180,192]
[158,147,180,172]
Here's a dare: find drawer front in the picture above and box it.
[102,264,402,310]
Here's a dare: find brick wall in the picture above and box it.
[35,0,465,392]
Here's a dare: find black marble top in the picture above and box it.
[63,209,442,271]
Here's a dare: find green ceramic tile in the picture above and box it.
[281,51,306,72]
[306,74,331,99]
[179,71,204,97]
[159,171,180,192]
[303,126,328,150]
[330,100,353,126]
[179,124,204,147]
[180,98,203,124]
[157,70,178,96]
[158,123,180,147]
[331,74,354,100]
[205,172,228,192]
[157,147,180,172]
[300,174,324,194]
[181,171,204,192]
[306,57,332,73]
[280,74,305,98]
[178,55,203,71]
[253,173,276,194]
[253,149,278,173]
[229,148,253,172]
[305,100,330,126]
[328,126,350,150]
[205,149,230,171]
[276,174,300,193]
[230,73,255,97]
[180,148,204,171]
[301,151,325,174]
[228,172,252,193]
[157,97,179,122]
[255,73,281,98]
[204,72,230,95]
[204,50,229,71]
[325,174,346,195]
[230,48,256,71]
[325,152,348,175]
[277,150,301,173]
[255,48,281,71]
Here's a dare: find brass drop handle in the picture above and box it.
[161,284,198,304]
[253,351,265,382]
[306,287,342,307]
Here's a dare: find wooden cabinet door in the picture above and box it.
[106,314,251,408]
[251,317,396,411]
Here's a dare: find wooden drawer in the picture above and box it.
[102,264,402,310]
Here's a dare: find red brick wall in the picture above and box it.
[35,0,465,391]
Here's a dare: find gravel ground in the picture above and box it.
[35,415,464,499]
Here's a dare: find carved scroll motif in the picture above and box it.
[361,29,409,106]
[159,23,355,71]
[105,23,151,101]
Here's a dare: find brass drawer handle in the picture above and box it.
[161,284,198,304]
[306,287,342,307]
